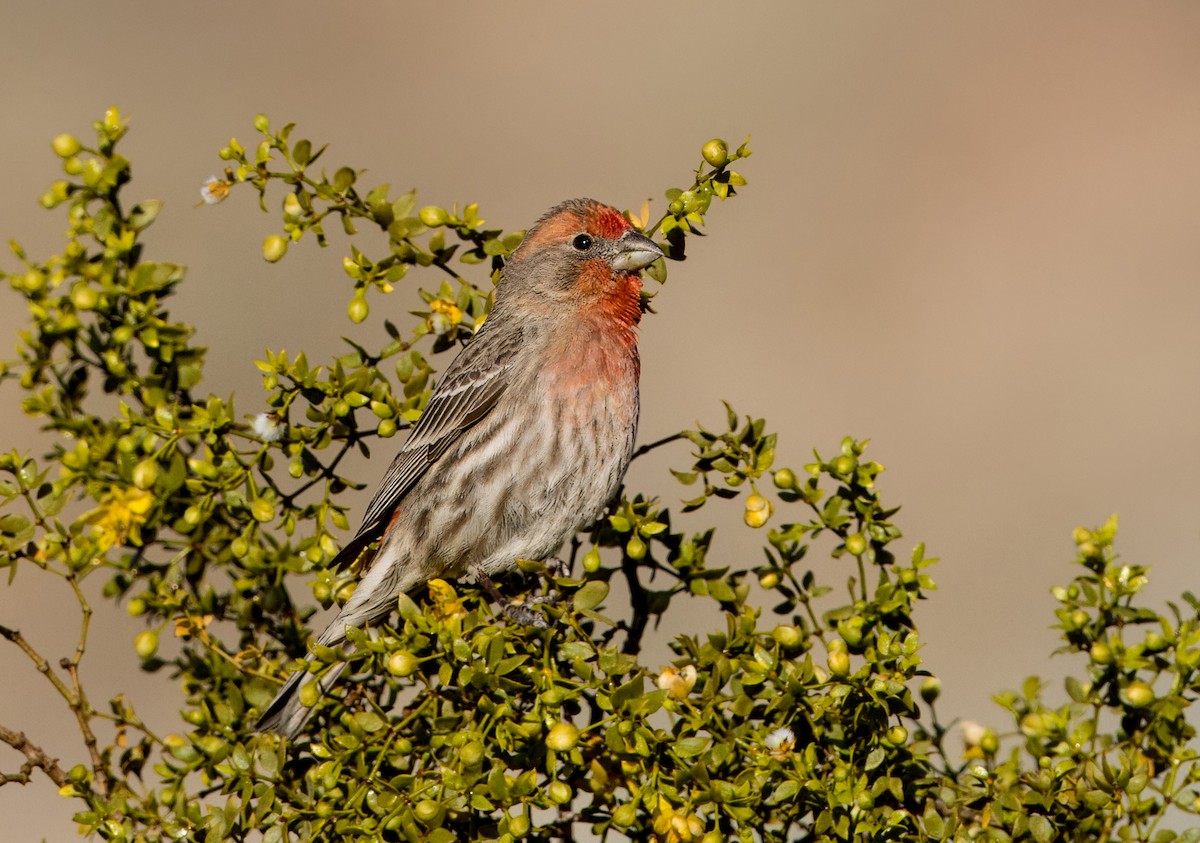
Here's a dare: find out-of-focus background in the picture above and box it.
[2,3,1198,838]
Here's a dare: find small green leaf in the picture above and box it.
[574,580,609,612]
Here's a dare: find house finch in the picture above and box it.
[257,198,664,737]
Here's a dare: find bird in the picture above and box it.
[256,198,664,737]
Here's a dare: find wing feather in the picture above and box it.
[329,333,516,568]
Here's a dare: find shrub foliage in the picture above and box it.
[1,109,1198,842]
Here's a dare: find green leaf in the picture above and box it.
[574,580,609,612]
[673,736,710,758]
[611,675,644,709]
[1028,815,1054,843]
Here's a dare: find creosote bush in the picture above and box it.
[1,108,1198,842]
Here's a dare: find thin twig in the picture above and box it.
[630,431,686,462]
[59,658,107,799]
[0,724,69,788]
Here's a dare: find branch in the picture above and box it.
[630,431,685,462]
[0,625,109,798]
[0,724,68,788]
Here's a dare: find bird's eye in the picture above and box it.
[571,234,593,251]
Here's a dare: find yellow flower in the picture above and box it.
[429,299,464,336]
[173,613,215,639]
[84,487,154,549]
[427,578,467,623]
[655,665,698,700]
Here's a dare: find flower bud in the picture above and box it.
[612,804,637,828]
[701,138,729,168]
[387,651,418,677]
[547,781,573,805]
[545,722,579,751]
[52,134,82,158]
[827,648,851,677]
[413,799,442,824]
[582,547,602,573]
[1121,681,1153,708]
[132,459,158,490]
[262,234,288,263]
[743,494,773,528]
[283,192,303,220]
[419,206,449,226]
[134,630,158,659]
[298,680,320,708]
[771,625,804,651]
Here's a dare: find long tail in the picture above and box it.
[255,655,350,738]
[256,541,422,737]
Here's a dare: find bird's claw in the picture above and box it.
[502,601,550,629]
[545,556,572,579]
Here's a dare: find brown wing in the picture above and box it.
[329,331,516,569]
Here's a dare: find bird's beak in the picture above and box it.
[611,231,665,273]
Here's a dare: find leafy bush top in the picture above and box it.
[1,108,1198,842]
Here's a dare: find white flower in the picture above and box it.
[200,176,231,205]
[764,726,796,756]
[960,720,987,746]
[253,412,284,442]
[655,665,698,700]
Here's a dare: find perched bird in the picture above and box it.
[257,198,664,737]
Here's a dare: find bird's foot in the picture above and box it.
[500,601,550,629]
[545,556,572,579]
[472,565,550,629]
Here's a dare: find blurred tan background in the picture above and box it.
[2,3,1199,839]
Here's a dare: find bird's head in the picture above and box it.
[501,198,664,324]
